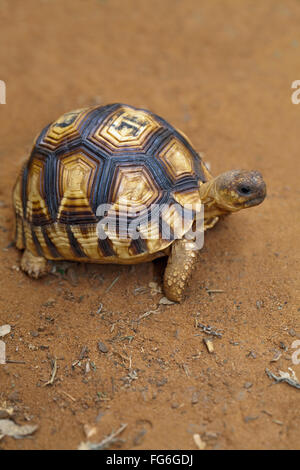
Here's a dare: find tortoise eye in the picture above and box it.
[237,185,252,196]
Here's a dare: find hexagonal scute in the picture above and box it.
[157,138,196,182]
[89,106,160,153]
[39,107,93,150]
[109,164,162,217]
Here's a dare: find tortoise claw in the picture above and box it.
[20,250,49,279]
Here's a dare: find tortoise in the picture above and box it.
[13,103,266,302]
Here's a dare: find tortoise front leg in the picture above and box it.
[20,249,49,279]
[163,239,199,302]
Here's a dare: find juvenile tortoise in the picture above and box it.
[13,103,266,302]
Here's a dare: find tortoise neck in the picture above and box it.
[198,180,231,220]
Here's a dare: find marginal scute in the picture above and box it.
[40,107,93,150]
[57,150,100,224]
[26,158,51,225]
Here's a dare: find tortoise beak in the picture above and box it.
[235,171,267,207]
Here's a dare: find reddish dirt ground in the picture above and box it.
[0,0,299,450]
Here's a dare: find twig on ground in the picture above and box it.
[105,275,120,293]
[78,423,128,450]
[137,308,160,321]
[5,360,26,364]
[43,358,57,387]
[265,368,300,390]
[195,320,223,338]
[60,390,76,402]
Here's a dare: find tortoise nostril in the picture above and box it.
[238,185,252,196]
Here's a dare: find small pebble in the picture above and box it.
[30,331,39,338]
[97,341,108,353]
[191,392,199,404]
[244,415,259,423]
[8,391,20,402]
[43,298,56,307]
[279,341,288,351]
[244,382,253,389]
[156,377,168,387]
[247,351,257,359]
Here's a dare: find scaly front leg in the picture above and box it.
[163,238,199,302]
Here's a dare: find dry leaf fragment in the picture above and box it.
[270,351,282,362]
[83,424,97,439]
[149,282,162,294]
[159,297,175,305]
[78,423,127,450]
[0,325,11,337]
[193,433,206,450]
[0,419,38,438]
[203,337,214,353]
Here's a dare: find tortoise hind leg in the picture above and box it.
[163,239,199,303]
[20,249,49,279]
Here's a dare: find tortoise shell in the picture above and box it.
[13,104,211,264]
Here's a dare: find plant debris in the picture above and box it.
[78,423,127,450]
[193,433,206,450]
[105,275,120,293]
[159,296,175,305]
[137,308,160,321]
[265,368,300,390]
[0,419,38,439]
[0,325,11,337]
[0,407,14,419]
[79,346,89,360]
[206,289,225,294]
[42,358,57,387]
[83,424,97,439]
[195,321,223,338]
[270,350,282,362]
[149,281,162,295]
[203,337,214,354]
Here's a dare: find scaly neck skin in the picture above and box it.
[198,179,232,223]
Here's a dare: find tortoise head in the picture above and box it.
[211,169,266,212]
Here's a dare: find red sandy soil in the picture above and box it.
[0,0,299,450]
